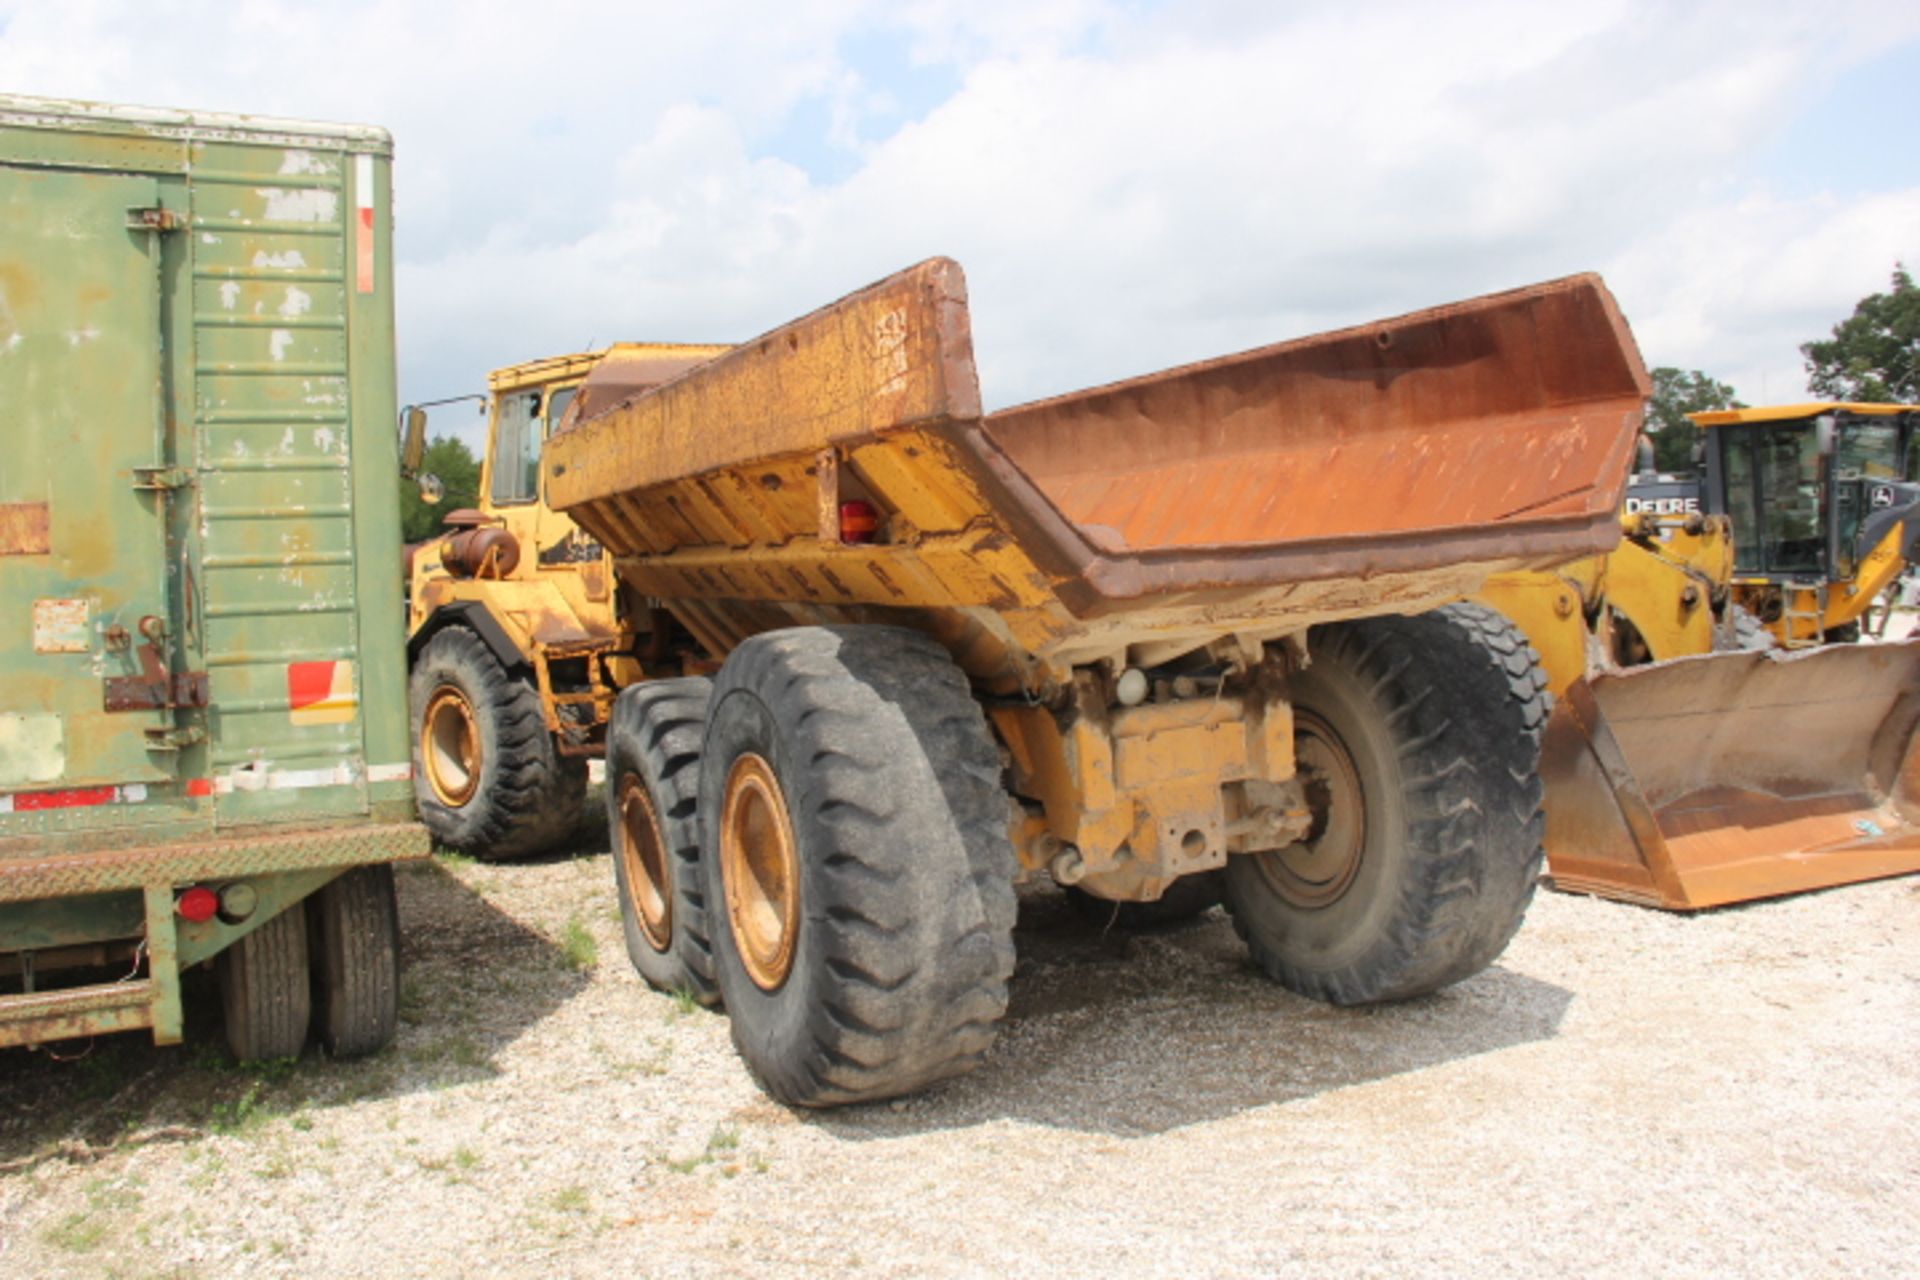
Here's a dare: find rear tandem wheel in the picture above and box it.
[698,626,1017,1107]
[605,677,719,1005]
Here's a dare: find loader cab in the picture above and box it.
[1694,404,1920,586]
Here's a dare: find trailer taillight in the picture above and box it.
[840,500,880,544]
[175,885,219,924]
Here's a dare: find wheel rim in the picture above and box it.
[719,752,801,991]
[421,685,481,806]
[617,774,673,953]
[1258,710,1365,909]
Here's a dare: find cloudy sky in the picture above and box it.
[4,1,1916,447]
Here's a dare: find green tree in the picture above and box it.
[400,435,481,542]
[1645,366,1743,473]
[1801,264,1919,404]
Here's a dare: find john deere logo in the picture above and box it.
[1872,485,1897,509]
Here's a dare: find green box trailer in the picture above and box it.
[0,94,427,1060]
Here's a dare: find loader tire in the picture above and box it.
[607,677,719,1005]
[308,865,401,1059]
[1223,602,1548,1005]
[410,626,586,860]
[699,626,1017,1107]
[220,905,312,1063]
[1067,871,1225,930]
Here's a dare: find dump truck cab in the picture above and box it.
[1689,403,1920,645]
[404,343,728,857]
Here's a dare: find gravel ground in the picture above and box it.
[2,825,1916,1279]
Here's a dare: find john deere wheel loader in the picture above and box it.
[539,258,1661,1106]
[1687,403,1920,646]
[1518,402,1920,910]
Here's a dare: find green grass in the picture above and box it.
[559,915,598,971]
[41,1210,109,1253]
[547,1184,591,1214]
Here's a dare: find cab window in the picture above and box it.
[490,390,542,506]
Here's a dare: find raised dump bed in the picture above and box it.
[547,258,1645,680]
[546,259,1651,1107]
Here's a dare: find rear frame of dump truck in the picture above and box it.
[0,95,426,1056]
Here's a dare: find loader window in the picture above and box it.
[1837,421,1901,481]
[1724,424,1823,577]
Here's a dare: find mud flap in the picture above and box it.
[1542,641,1920,909]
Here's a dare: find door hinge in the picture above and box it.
[127,207,187,233]
[132,466,195,491]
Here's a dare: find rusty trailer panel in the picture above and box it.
[1542,642,1920,910]
[547,259,1648,676]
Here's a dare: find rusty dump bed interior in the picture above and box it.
[546,257,1648,671]
[1543,642,1920,910]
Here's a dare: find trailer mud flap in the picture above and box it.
[1541,641,1920,909]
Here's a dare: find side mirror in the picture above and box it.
[1814,414,1837,459]
[418,473,444,505]
[401,406,428,476]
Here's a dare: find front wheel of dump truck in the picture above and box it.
[409,626,587,859]
[1223,603,1549,1005]
[308,865,401,1059]
[221,905,313,1062]
[699,626,1017,1107]
[606,677,719,1005]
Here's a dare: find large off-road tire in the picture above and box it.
[220,905,312,1062]
[1223,602,1548,1006]
[606,677,718,1005]
[409,627,586,859]
[1067,870,1225,930]
[307,865,401,1059]
[699,626,1017,1107]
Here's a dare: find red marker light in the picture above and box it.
[839,500,879,544]
[175,885,219,924]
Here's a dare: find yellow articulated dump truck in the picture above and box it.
[405,344,728,859]
[539,257,1651,1105]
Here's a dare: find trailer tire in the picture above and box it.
[409,626,586,859]
[607,677,719,1005]
[1224,602,1548,1005]
[1067,871,1225,930]
[220,905,312,1062]
[700,626,1017,1107]
[307,865,401,1059]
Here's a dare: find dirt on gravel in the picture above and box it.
[2,817,1916,1279]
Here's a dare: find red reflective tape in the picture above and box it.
[287,660,338,710]
[15,786,117,811]
[357,205,375,293]
[187,778,214,798]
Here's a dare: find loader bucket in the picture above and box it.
[1542,641,1920,910]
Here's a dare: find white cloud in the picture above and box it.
[3,0,1916,427]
